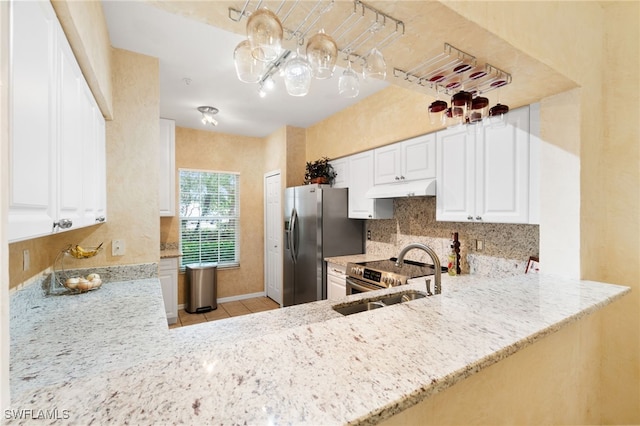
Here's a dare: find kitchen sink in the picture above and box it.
[380,290,427,306]
[332,290,427,316]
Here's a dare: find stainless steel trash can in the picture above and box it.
[185,263,217,313]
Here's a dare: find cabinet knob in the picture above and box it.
[95,216,106,223]
[53,218,73,229]
[476,216,482,221]
[467,216,473,221]
[400,175,405,180]
[395,176,400,181]
[368,214,373,218]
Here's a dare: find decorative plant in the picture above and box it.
[304,157,337,185]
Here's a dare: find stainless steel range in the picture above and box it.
[345,258,442,295]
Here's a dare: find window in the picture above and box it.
[179,169,239,268]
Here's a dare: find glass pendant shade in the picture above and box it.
[284,53,312,97]
[339,62,359,98]
[233,40,265,83]
[246,8,283,62]
[363,47,387,80]
[306,31,338,79]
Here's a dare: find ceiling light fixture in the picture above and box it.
[197,106,219,126]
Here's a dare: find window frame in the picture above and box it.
[178,168,240,270]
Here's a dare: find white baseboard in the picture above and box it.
[178,291,267,311]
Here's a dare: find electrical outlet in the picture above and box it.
[23,249,30,271]
[476,239,484,251]
[367,230,371,240]
[112,239,126,256]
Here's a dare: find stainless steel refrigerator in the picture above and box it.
[283,184,364,306]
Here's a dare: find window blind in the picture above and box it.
[179,169,239,268]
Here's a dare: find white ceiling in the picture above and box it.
[102,1,389,138]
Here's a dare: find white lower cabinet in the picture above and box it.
[159,258,178,325]
[347,151,393,219]
[436,105,534,224]
[326,262,347,301]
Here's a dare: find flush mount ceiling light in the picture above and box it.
[197,106,219,126]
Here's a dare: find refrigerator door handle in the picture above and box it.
[289,208,298,263]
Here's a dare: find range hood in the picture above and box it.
[365,179,437,199]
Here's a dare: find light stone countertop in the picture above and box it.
[8,272,630,425]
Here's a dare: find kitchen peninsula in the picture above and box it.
[8,270,629,425]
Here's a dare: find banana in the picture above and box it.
[68,242,103,259]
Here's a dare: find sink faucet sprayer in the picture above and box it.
[395,243,441,295]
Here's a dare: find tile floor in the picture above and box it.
[170,296,280,329]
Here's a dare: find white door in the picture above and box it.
[264,171,282,305]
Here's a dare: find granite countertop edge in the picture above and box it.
[8,269,631,425]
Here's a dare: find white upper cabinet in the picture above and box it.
[435,125,476,222]
[329,157,348,189]
[159,118,176,216]
[436,105,535,224]
[347,151,393,219]
[57,23,84,229]
[374,133,436,185]
[8,0,106,242]
[8,0,57,242]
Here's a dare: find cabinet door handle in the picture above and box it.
[395,176,400,181]
[53,218,73,229]
[400,175,405,180]
[95,216,106,223]
[467,215,473,221]
[476,216,482,221]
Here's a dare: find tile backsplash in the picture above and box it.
[366,197,539,275]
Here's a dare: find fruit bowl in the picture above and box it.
[65,243,103,259]
[63,274,103,293]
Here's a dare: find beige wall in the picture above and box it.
[285,126,306,187]
[162,127,265,302]
[382,309,603,425]
[8,47,160,289]
[306,86,437,161]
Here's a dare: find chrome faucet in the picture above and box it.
[395,243,441,295]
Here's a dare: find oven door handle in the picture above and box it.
[346,277,378,293]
